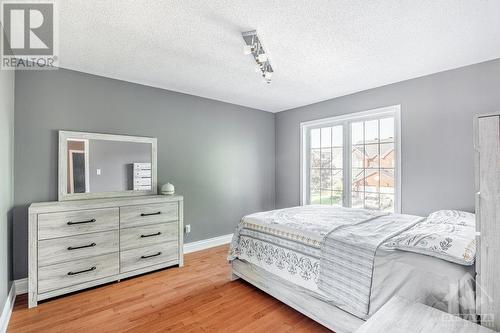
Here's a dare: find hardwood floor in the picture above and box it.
[8,245,330,332]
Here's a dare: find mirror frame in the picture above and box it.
[58,131,158,201]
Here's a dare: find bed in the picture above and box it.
[228,205,476,333]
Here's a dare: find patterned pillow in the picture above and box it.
[426,210,475,227]
[384,211,476,265]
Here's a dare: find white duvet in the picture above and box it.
[229,206,477,319]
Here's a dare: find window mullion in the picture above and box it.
[330,128,334,206]
[378,119,381,210]
[362,121,365,209]
[306,127,312,205]
[344,120,351,208]
[307,128,310,204]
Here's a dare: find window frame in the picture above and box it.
[300,105,402,213]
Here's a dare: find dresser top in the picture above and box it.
[477,112,500,119]
[29,195,183,214]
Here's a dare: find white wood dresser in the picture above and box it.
[28,195,183,308]
[475,113,500,330]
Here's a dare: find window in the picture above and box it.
[301,105,401,212]
[309,125,344,205]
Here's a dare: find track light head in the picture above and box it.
[257,53,268,63]
[243,45,255,55]
[242,30,274,84]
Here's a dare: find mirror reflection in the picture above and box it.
[66,138,152,194]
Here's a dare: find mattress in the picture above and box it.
[232,206,476,319]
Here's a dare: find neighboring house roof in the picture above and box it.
[351,137,394,146]
[382,147,394,159]
[351,139,395,168]
[353,168,394,184]
[352,139,394,156]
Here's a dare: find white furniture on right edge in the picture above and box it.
[356,297,494,333]
[475,113,500,330]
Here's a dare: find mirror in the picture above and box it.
[59,131,157,201]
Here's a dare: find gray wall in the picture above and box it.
[13,68,275,280]
[88,140,151,192]
[13,58,500,281]
[0,68,15,306]
[276,58,500,215]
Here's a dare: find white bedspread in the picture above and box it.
[319,213,422,317]
[229,205,476,320]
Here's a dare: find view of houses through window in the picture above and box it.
[304,107,399,212]
[351,118,395,211]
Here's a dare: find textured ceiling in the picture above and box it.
[60,0,500,112]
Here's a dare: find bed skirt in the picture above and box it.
[231,259,365,333]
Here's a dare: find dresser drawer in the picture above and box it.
[120,223,178,251]
[38,230,119,267]
[38,208,119,240]
[120,203,178,228]
[120,242,178,273]
[134,170,151,178]
[38,253,119,294]
[134,178,152,186]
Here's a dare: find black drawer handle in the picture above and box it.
[67,266,96,276]
[140,212,161,217]
[141,252,162,259]
[67,243,96,251]
[67,218,96,225]
[140,232,161,238]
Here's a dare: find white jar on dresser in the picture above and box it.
[28,195,183,308]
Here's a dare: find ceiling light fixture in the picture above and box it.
[243,45,254,55]
[257,53,268,63]
[242,30,274,84]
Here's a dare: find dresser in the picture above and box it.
[28,195,183,308]
[474,113,500,330]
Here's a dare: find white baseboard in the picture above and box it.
[11,234,234,299]
[13,279,27,296]
[183,233,233,254]
[0,283,16,333]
